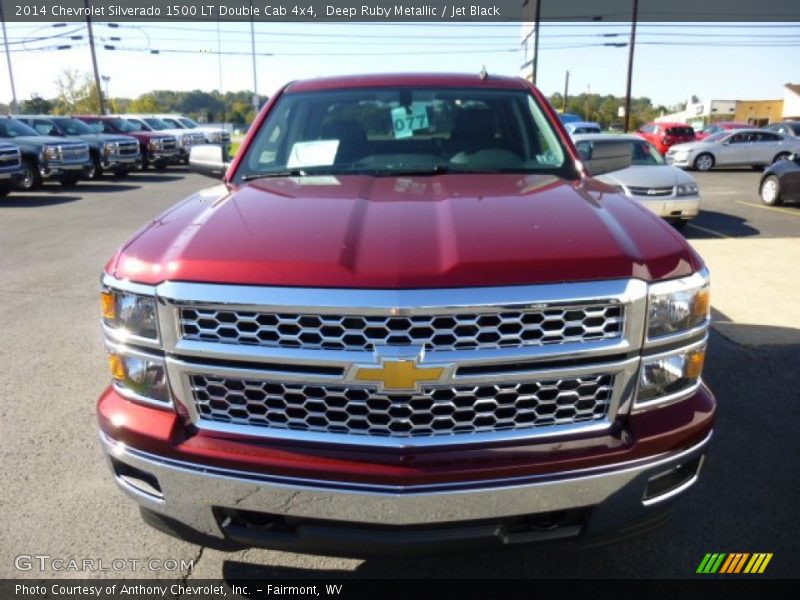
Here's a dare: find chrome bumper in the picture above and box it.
[101,430,711,541]
[635,195,701,220]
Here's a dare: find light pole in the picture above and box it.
[101,75,110,112]
[84,0,105,114]
[250,1,259,112]
[0,2,19,113]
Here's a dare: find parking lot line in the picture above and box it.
[685,223,731,238]
[736,201,800,217]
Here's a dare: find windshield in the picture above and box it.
[143,118,171,130]
[235,87,570,181]
[107,118,141,132]
[575,139,665,166]
[178,117,199,128]
[54,118,94,135]
[0,119,40,137]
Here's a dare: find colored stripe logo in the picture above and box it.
[696,553,773,574]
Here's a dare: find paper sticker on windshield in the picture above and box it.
[391,105,429,139]
[287,140,339,168]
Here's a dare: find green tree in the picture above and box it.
[128,94,163,113]
[53,70,103,114]
[20,94,53,114]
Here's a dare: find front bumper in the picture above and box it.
[635,195,701,221]
[101,155,140,170]
[99,384,715,555]
[0,169,24,181]
[41,161,90,178]
[666,155,693,168]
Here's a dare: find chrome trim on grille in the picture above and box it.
[102,274,652,447]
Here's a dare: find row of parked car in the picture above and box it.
[0,113,231,195]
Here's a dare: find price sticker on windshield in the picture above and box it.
[391,105,430,139]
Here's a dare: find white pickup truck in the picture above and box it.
[151,114,231,153]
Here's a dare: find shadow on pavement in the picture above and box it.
[0,194,81,207]
[206,314,798,578]
[682,210,760,239]
[58,183,141,193]
[125,173,187,183]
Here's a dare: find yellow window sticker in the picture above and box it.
[391,105,430,139]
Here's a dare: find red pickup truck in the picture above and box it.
[97,73,714,556]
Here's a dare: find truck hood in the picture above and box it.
[6,135,85,147]
[75,133,136,144]
[594,165,695,188]
[111,174,701,287]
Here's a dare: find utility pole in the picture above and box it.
[623,0,639,132]
[563,70,569,112]
[250,1,259,112]
[0,2,19,113]
[531,0,541,85]
[84,0,105,114]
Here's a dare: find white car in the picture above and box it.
[120,115,206,163]
[573,133,700,227]
[151,114,231,149]
[665,129,800,171]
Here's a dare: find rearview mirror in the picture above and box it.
[189,145,229,179]
[582,142,632,176]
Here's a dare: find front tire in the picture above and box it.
[760,175,782,206]
[87,153,103,180]
[694,153,715,172]
[19,158,43,191]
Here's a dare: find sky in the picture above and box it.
[2,21,800,109]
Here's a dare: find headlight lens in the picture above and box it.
[108,351,169,403]
[210,132,222,143]
[43,145,58,160]
[676,182,698,196]
[647,271,710,339]
[637,343,706,406]
[148,139,158,151]
[101,290,158,340]
[102,142,118,156]
[180,134,192,147]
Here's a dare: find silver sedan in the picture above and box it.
[665,129,800,171]
[573,133,700,227]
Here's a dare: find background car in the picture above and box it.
[0,142,24,195]
[16,115,140,179]
[120,115,205,164]
[564,121,602,136]
[75,116,179,170]
[151,114,231,150]
[636,122,696,155]
[665,129,800,171]
[759,152,800,206]
[574,133,700,227]
[763,121,800,139]
[0,117,90,190]
[695,121,751,141]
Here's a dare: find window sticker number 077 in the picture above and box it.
[391,106,430,139]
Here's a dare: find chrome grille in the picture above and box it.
[190,373,615,438]
[118,141,139,156]
[158,137,177,151]
[628,186,674,197]
[0,148,21,167]
[179,304,624,352]
[57,144,89,162]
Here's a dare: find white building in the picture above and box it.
[783,84,800,120]
[656,99,736,129]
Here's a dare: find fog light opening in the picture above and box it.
[643,455,704,506]
[110,458,163,500]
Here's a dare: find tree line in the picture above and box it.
[548,92,670,129]
[1,69,262,126]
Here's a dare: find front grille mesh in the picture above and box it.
[628,186,674,197]
[118,141,139,156]
[190,374,615,438]
[179,305,624,352]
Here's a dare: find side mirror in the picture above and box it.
[189,145,229,179]
[583,141,632,176]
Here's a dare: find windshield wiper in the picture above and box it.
[367,165,453,177]
[241,169,309,181]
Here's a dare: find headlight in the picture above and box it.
[101,289,158,340]
[210,132,222,143]
[646,270,710,340]
[636,342,706,407]
[180,134,192,147]
[102,142,118,156]
[676,182,698,196]
[43,145,58,160]
[148,140,159,151]
[107,350,169,404]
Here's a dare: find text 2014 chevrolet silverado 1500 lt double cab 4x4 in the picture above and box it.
[97,73,715,556]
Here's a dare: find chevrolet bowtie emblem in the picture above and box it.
[355,360,445,391]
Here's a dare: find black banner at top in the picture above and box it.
[1,0,800,22]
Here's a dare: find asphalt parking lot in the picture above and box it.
[1,168,798,582]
